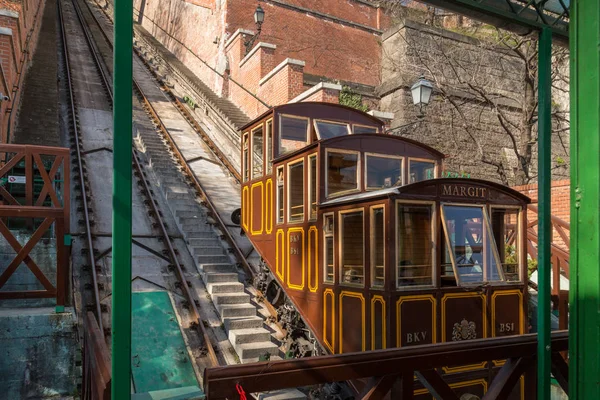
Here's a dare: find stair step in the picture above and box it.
[198,254,231,264]
[229,328,271,345]
[212,293,250,305]
[184,230,217,239]
[193,245,225,255]
[202,263,236,273]
[219,304,256,319]
[176,210,206,219]
[207,282,244,294]
[223,316,264,331]
[241,355,284,364]
[257,389,306,400]
[235,341,279,360]
[204,272,238,283]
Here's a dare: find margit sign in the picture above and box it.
[442,184,487,198]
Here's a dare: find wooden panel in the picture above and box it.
[371,295,386,350]
[396,295,435,347]
[276,229,285,281]
[491,290,524,337]
[242,186,249,232]
[308,226,318,292]
[251,181,263,235]
[286,227,305,290]
[339,291,365,353]
[323,288,335,353]
[265,179,273,234]
[441,293,487,373]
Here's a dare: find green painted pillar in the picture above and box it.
[112,0,133,396]
[569,0,600,398]
[537,26,552,400]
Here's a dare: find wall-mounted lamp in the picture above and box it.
[244,5,265,55]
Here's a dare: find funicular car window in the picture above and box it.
[396,203,434,288]
[491,207,521,282]
[353,125,378,135]
[366,154,403,189]
[287,160,304,223]
[441,205,505,285]
[340,210,364,285]
[251,126,264,179]
[409,159,436,183]
[279,115,309,155]
[327,150,359,197]
[315,120,350,139]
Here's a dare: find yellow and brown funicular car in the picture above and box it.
[240,102,529,397]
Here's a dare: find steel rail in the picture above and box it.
[81,0,256,280]
[57,0,103,334]
[70,0,219,366]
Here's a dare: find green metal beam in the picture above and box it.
[418,0,569,46]
[112,0,133,397]
[537,26,552,400]
[569,0,600,398]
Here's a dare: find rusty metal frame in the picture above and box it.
[82,312,111,400]
[0,145,70,306]
[203,331,568,399]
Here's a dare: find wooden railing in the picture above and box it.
[82,312,111,400]
[525,204,570,328]
[204,331,569,399]
[0,145,70,306]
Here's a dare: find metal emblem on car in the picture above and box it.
[452,318,477,341]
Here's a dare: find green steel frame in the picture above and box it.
[569,0,600,399]
[109,0,599,397]
[112,0,133,397]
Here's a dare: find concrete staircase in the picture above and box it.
[135,121,305,400]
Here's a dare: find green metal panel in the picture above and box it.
[131,292,199,393]
[569,0,600,398]
[112,0,134,397]
[131,386,204,400]
[417,0,569,45]
[537,26,552,400]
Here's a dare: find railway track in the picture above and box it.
[62,0,309,396]
[58,0,221,377]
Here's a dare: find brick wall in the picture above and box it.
[0,0,47,142]
[512,180,570,251]
[134,0,390,118]
[512,180,570,224]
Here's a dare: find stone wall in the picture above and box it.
[379,20,570,185]
[0,0,48,142]
[0,307,78,399]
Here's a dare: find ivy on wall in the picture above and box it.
[339,85,369,112]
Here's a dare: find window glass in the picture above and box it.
[409,160,436,183]
[242,134,249,182]
[397,204,433,287]
[276,167,284,224]
[252,127,263,179]
[315,120,349,139]
[266,120,273,174]
[341,211,364,285]
[366,155,403,190]
[371,207,385,288]
[441,205,504,284]
[353,125,378,135]
[279,115,308,155]
[288,161,304,222]
[492,208,521,282]
[324,214,334,283]
[327,151,359,197]
[309,155,317,220]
